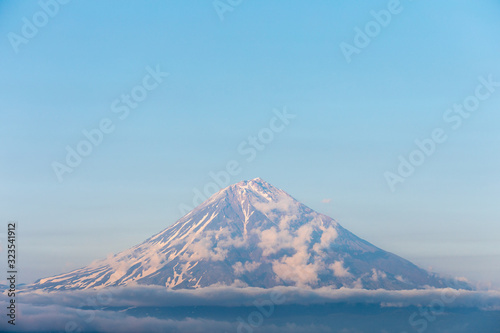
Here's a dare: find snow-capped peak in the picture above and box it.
[30,179,470,292]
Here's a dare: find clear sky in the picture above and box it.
[1,0,499,288]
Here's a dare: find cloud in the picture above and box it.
[0,302,234,333]
[313,226,338,253]
[181,228,246,262]
[251,194,300,229]
[272,253,321,286]
[181,237,228,261]
[252,194,298,214]
[257,226,294,256]
[255,216,344,287]
[329,260,352,278]
[370,269,387,282]
[15,285,500,309]
[395,275,406,283]
[5,286,500,332]
[232,261,261,276]
[321,199,331,204]
[271,223,325,286]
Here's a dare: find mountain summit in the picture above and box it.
[33,178,466,291]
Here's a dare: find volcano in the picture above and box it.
[32,178,467,291]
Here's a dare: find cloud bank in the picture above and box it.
[2,286,499,332]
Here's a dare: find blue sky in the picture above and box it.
[1,0,499,287]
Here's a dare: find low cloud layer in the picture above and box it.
[17,285,500,309]
[2,286,499,332]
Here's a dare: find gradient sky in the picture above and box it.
[1,0,499,287]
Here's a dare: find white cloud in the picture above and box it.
[313,226,338,253]
[321,198,331,204]
[370,269,387,282]
[251,195,300,229]
[181,237,227,261]
[395,275,406,283]
[257,226,294,256]
[255,216,343,287]
[15,285,500,309]
[8,286,500,333]
[456,276,470,283]
[352,277,364,289]
[269,222,325,286]
[180,228,247,262]
[232,261,261,276]
[272,252,321,287]
[329,260,352,278]
[252,194,298,214]
[213,228,247,248]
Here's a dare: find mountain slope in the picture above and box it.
[32,178,468,291]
